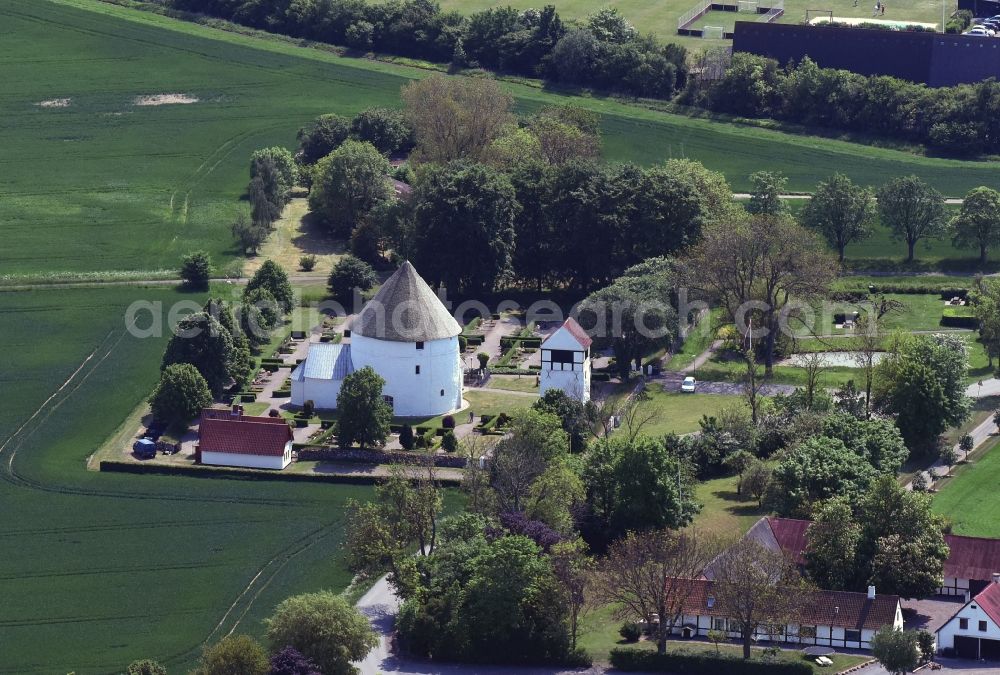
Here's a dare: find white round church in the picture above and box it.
[291,261,464,417]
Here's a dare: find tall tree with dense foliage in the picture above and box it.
[951,186,1000,263]
[874,333,971,454]
[179,250,212,289]
[161,313,240,395]
[126,659,166,675]
[245,259,294,313]
[745,170,788,216]
[804,498,862,591]
[268,647,321,675]
[970,276,1000,368]
[766,436,878,517]
[336,366,392,448]
[877,176,947,262]
[149,363,213,428]
[800,173,876,262]
[265,591,377,675]
[195,635,269,675]
[402,75,515,164]
[577,258,678,380]
[583,435,700,545]
[309,140,392,237]
[593,528,717,654]
[871,628,920,675]
[327,255,377,306]
[351,107,413,155]
[250,146,298,205]
[412,161,517,293]
[489,409,568,515]
[297,113,351,165]
[231,210,269,255]
[686,213,837,373]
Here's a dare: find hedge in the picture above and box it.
[609,649,812,675]
[489,367,538,375]
[499,336,542,350]
[941,306,977,328]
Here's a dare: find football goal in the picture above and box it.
[738,0,759,12]
[702,25,726,38]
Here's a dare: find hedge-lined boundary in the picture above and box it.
[609,648,813,675]
[295,446,467,468]
[100,460,462,486]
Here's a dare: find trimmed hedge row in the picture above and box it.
[609,649,812,675]
[941,307,977,328]
[499,336,543,350]
[294,445,467,467]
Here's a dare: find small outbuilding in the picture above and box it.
[936,575,1000,660]
[539,318,592,403]
[198,407,294,470]
[132,438,157,460]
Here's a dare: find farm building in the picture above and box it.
[702,516,810,579]
[291,261,463,417]
[670,578,902,650]
[538,317,592,403]
[936,576,1000,660]
[198,407,293,470]
[939,534,1000,597]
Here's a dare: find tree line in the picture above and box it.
[685,52,1000,156]
[165,0,687,99]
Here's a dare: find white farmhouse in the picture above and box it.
[936,576,1000,660]
[198,407,293,470]
[671,579,902,651]
[291,261,463,417]
[539,318,592,403]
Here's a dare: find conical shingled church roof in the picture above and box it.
[352,261,461,342]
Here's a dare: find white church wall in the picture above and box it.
[350,334,462,417]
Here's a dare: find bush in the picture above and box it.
[299,254,317,271]
[328,255,377,305]
[442,430,458,452]
[619,622,642,642]
[399,424,415,450]
[495,412,510,428]
[303,399,315,417]
[609,649,812,675]
[459,335,468,352]
[442,415,456,429]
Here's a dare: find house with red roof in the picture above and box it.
[539,318,592,403]
[198,407,294,470]
[936,575,1000,660]
[940,534,1000,597]
[702,517,810,580]
[669,578,902,650]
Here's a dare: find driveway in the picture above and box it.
[856,657,1000,674]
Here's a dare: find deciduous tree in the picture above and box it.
[877,175,947,262]
[800,173,876,262]
[149,363,213,428]
[309,140,392,237]
[951,186,1000,264]
[196,635,269,675]
[245,259,294,312]
[336,366,392,448]
[804,498,861,591]
[180,250,212,289]
[871,628,920,675]
[327,255,377,306]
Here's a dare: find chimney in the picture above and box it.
[231,404,243,418]
[993,572,1000,584]
[867,586,876,600]
[834,607,840,616]
[966,590,972,603]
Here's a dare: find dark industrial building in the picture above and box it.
[733,21,1000,87]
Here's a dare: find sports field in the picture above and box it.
[441,0,951,47]
[3,0,999,286]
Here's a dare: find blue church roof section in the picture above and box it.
[302,343,353,381]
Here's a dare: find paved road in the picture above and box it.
[732,193,967,204]
[855,657,999,674]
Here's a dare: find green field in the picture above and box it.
[0,285,451,673]
[633,386,746,436]
[933,436,1000,537]
[442,0,949,50]
[3,1,1000,285]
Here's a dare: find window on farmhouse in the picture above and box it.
[800,626,817,639]
[980,621,988,632]
[960,618,969,630]
[845,630,861,643]
[416,341,424,350]
[713,618,726,631]
[415,365,420,374]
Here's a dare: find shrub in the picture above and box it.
[126,660,167,675]
[477,352,490,370]
[399,424,415,450]
[459,335,468,352]
[303,399,315,418]
[442,430,458,452]
[442,415,455,429]
[495,412,510,428]
[941,306,977,328]
[328,255,377,305]
[619,622,642,642]
[299,254,317,271]
[609,649,812,675]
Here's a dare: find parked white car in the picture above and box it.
[681,376,696,392]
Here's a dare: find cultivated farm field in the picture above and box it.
[0,285,403,673]
[3,0,1000,285]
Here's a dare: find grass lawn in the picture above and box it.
[400,388,538,429]
[0,285,470,673]
[2,0,998,284]
[693,354,860,389]
[933,435,1000,537]
[246,198,347,281]
[486,374,541,393]
[577,604,870,672]
[693,472,770,535]
[633,385,746,436]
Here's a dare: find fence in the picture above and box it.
[757,0,785,22]
[678,0,714,30]
[679,0,784,36]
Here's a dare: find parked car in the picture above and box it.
[681,376,696,392]
[966,26,995,35]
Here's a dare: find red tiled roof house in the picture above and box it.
[671,578,902,651]
[198,407,294,470]
[936,575,1000,659]
[940,534,1000,597]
